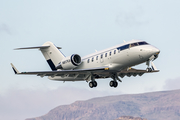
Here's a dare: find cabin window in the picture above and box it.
[105,53,107,57]
[92,57,94,62]
[87,59,89,63]
[109,52,111,56]
[101,54,103,58]
[96,56,98,60]
[114,50,116,54]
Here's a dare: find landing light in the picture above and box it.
[105,68,109,70]
[156,52,160,55]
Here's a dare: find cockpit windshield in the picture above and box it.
[117,41,149,51]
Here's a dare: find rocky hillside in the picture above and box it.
[26,89,180,120]
[115,116,147,120]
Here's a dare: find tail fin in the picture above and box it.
[15,41,65,71]
[41,42,65,70]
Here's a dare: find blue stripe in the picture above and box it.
[47,59,57,71]
[152,66,154,71]
[12,67,17,74]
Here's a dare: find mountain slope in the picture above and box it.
[115,116,147,120]
[26,89,180,120]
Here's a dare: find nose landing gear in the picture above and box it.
[146,57,155,72]
[146,67,152,72]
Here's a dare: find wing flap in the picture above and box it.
[117,68,159,78]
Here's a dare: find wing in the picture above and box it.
[10,63,110,77]
[11,63,159,81]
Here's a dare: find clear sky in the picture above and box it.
[1,0,180,120]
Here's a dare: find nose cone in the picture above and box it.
[152,47,160,55]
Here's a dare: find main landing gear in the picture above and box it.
[109,80,118,88]
[88,74,98,88]
[88,73,121,88]
[109,73,122,88]
[89,81,97,88]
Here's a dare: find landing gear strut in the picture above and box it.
[146,59,153,72]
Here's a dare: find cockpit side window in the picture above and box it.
[130,43,138,48]
[138,42,148,45]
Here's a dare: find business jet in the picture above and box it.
[11,40,160,88]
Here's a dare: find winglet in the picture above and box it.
[10,63,20,74]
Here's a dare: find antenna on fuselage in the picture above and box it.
[123,40,126,43]
[95,49,98,52]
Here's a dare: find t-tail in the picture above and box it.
[14,41,65,71]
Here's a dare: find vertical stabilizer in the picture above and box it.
[40,42,65,70]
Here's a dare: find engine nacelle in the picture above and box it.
[56,54,82,70]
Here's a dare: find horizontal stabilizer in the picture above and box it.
[10,63,20,74]
[14,46,62,50]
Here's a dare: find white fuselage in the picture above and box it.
[49,40,160,81]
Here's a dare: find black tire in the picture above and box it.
[146,68,152,72]
[109,81,114,87]
[114,81,118,88]
[89,82,93,88]
[93,81,97,87]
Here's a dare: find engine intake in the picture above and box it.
[56,54,81,70]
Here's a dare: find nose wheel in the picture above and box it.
[146,68,152,72]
